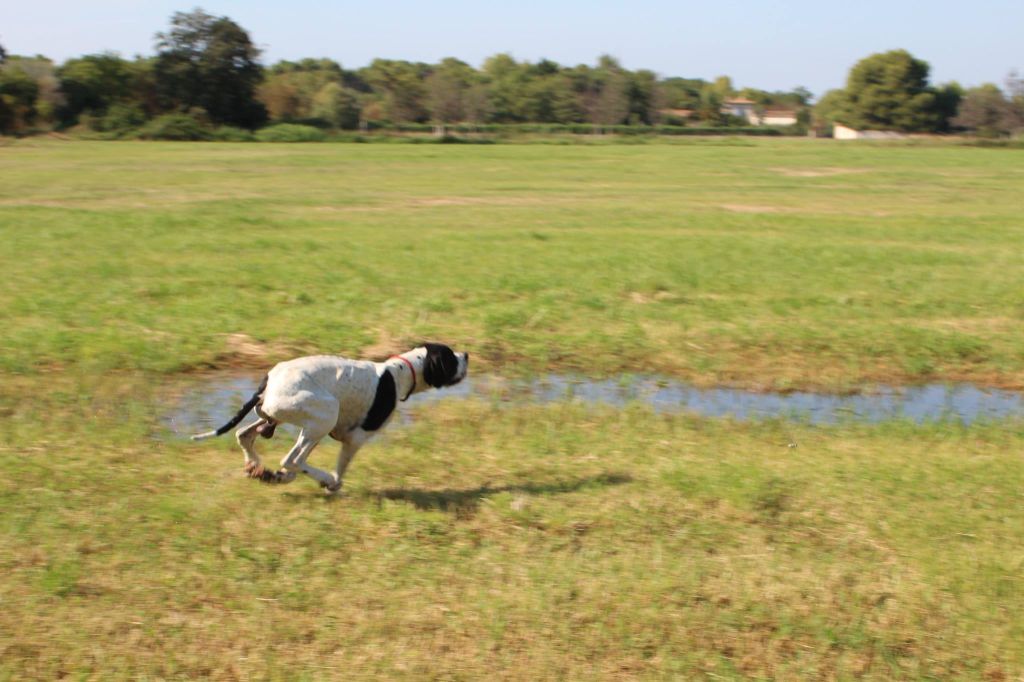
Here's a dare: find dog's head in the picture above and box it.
[390,343,468,397]
[420,342,468,388]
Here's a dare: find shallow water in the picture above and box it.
[163,372,1024,438]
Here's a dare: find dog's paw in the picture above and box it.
[244,463,293,484]
[273,469,297,484]
[320,479,343,495]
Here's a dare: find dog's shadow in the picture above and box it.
[366,472,633,516]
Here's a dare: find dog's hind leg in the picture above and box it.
[252,431,315,484]
[251,423,333,486]
[236,419,267,472]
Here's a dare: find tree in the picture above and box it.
[627,69,662,124]
[259,59,344,121]
[660,77,706,112]
[3,57,63,127]
[953,84,1017,136]
[838,49,947,132]
[592,70,630,126]
[122,57,160,117]
[481,53,529,122]
[463,82,491,125]
[426,58,475,128]
[523,73,582,123]
[710,75,734,101]
[792,87,813,106]
[258,75,302,120]
[739,86,812,110]
[0,56,65,132]
[931,82,963,132]
[0,43,10,132]
[1006,70,1024,128]
[811,88,848,133]
[360,59,429,122]
[154,8,266,127]
[0,63,39,133]
[311,82,360,129]
[696,84,726,124]
[57,53,134,125]
[586,56,631,128]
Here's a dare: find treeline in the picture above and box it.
[0,9,1021,139]
[0,8,811,138]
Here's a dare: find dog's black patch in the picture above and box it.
[422,342,460,388]
[361,369,397,431]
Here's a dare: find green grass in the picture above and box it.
[0,382,1022,680]
[1,138,1023,388]
[1,138,1023,679]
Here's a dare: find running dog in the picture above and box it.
[192,343,468,492]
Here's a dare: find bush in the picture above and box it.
[99,103,146,133]
[254,123,327,142]
[210,126,256,142]
[138,113,212,141]
[278,117,332,129]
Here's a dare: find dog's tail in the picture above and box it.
[190,375,269,441]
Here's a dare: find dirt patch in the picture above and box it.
[225,333,274,360]
[206,333,302,369]
[628,291,685,304]
[297,196,546,213]
[308,204,388,213]
[360,329,410,360]
[410,196,547,208]
[719,204,785,214]
[771,167,869,178]
[416,197,480,207]
[918,317,1017,334]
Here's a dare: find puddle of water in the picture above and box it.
[164,372,1024,439]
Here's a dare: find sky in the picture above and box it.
[3,0,1022,97]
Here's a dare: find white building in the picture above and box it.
[761,108,799,126]
[721,98,758,124]
[721,100,800,126]
[833,124,906,140]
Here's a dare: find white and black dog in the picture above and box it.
[192,343,468,492]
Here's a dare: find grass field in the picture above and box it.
[2,137,1024,388]
[1,138,1023,680]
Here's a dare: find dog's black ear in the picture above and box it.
[422,342,458,388]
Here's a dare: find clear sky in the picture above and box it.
[3,0,1021,97]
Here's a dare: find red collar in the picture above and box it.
[389,355,417,401]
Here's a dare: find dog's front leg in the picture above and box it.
[301,462,339,491]
[331,430,371,493]
[275,427,343,489]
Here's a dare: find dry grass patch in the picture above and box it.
[771,167,871,178]
[719,203,786,214]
